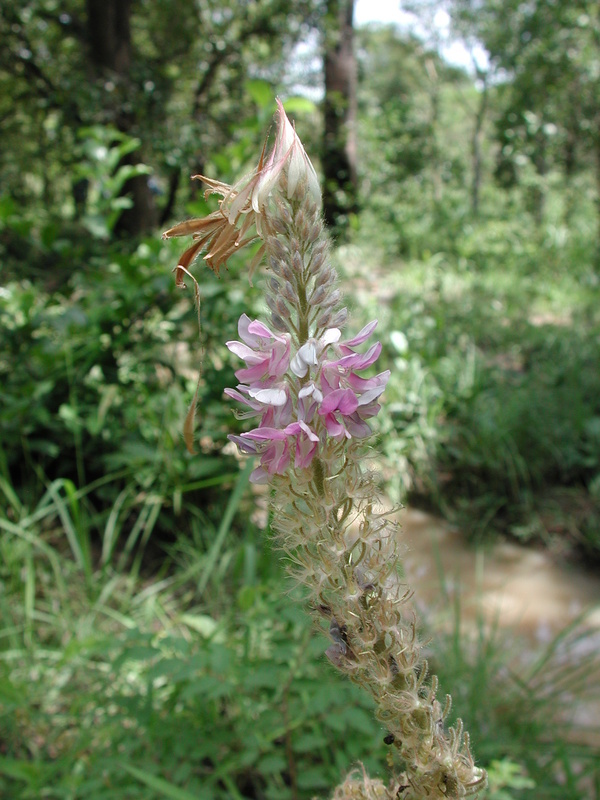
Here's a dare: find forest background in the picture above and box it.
[1,1,599,798]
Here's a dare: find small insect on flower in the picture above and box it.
[383,733,396,745]
[329,618,348,653]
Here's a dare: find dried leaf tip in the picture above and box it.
[162,100,321,280]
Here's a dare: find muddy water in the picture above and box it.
[399,507,600,641]
[399,508,600,748]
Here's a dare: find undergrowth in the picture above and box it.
[357,218,600,559]
[1,491,599,799]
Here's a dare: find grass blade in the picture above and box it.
[198,458,254,596]
[120,763,201,800]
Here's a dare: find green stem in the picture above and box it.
[297,278,309,344]
[313,457,325,498]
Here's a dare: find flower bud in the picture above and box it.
[282,281,297,304]
[269,256,282,275]
[308,285,328,307]
[315,309,332,329]
[275,296,290,319]
[317,289,342,310]
[314,266,336,289]
[279,262,296,284]
[329,308,349,328]
[268,236,287,261]
[308,242,327,275]
[271,313,288,332]
[292,250,303,276]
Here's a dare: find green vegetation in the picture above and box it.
[1,1,599,798]
[371,229,600,555]
[2,499,599,799]
[354,20,600,557]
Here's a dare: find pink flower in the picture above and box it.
[338,321,379,352]
[317,321,391,439]
[224,385,293,428]
[230,419,319,483]
[290,328,341,378]
[318,388,359,439]
[230,427,291,484]
[347,371,390,406]
[226,314,390,474]
[284,421,320,468]
[226,314,290,385]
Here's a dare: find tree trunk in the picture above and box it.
[471,71,488,218]
[86,0,156,236]
[594,114,600,272]
[531,129,548,228]
[322,0,358,234]
[424,57,442,209]
[87,0,131,74]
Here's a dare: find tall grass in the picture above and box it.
[2,466,599,799]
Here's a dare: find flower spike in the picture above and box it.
[165,101,486,800]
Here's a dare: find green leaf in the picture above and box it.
[293,732,328,753]
[246,79,274,109]
[0,757,50,785]
[121,764,202,800]
[282,97,316,114]
[257,753,286,775]
[197,458,255,596]
[296,766,331,791]
[180,614,221,639]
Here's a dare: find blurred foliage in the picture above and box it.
[372,235,600,556]
[353,20,600,560]
[0,0,318,233]
[0,116,274,555]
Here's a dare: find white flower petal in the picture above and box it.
[290,353,307,377]
[298,382,324,405]
[248,387,288,406]
[291,341,318,377]
[298,342,318,365]
[321,328,341,347]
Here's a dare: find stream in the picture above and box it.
[400,507,600,639]
[399,507,600,747]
